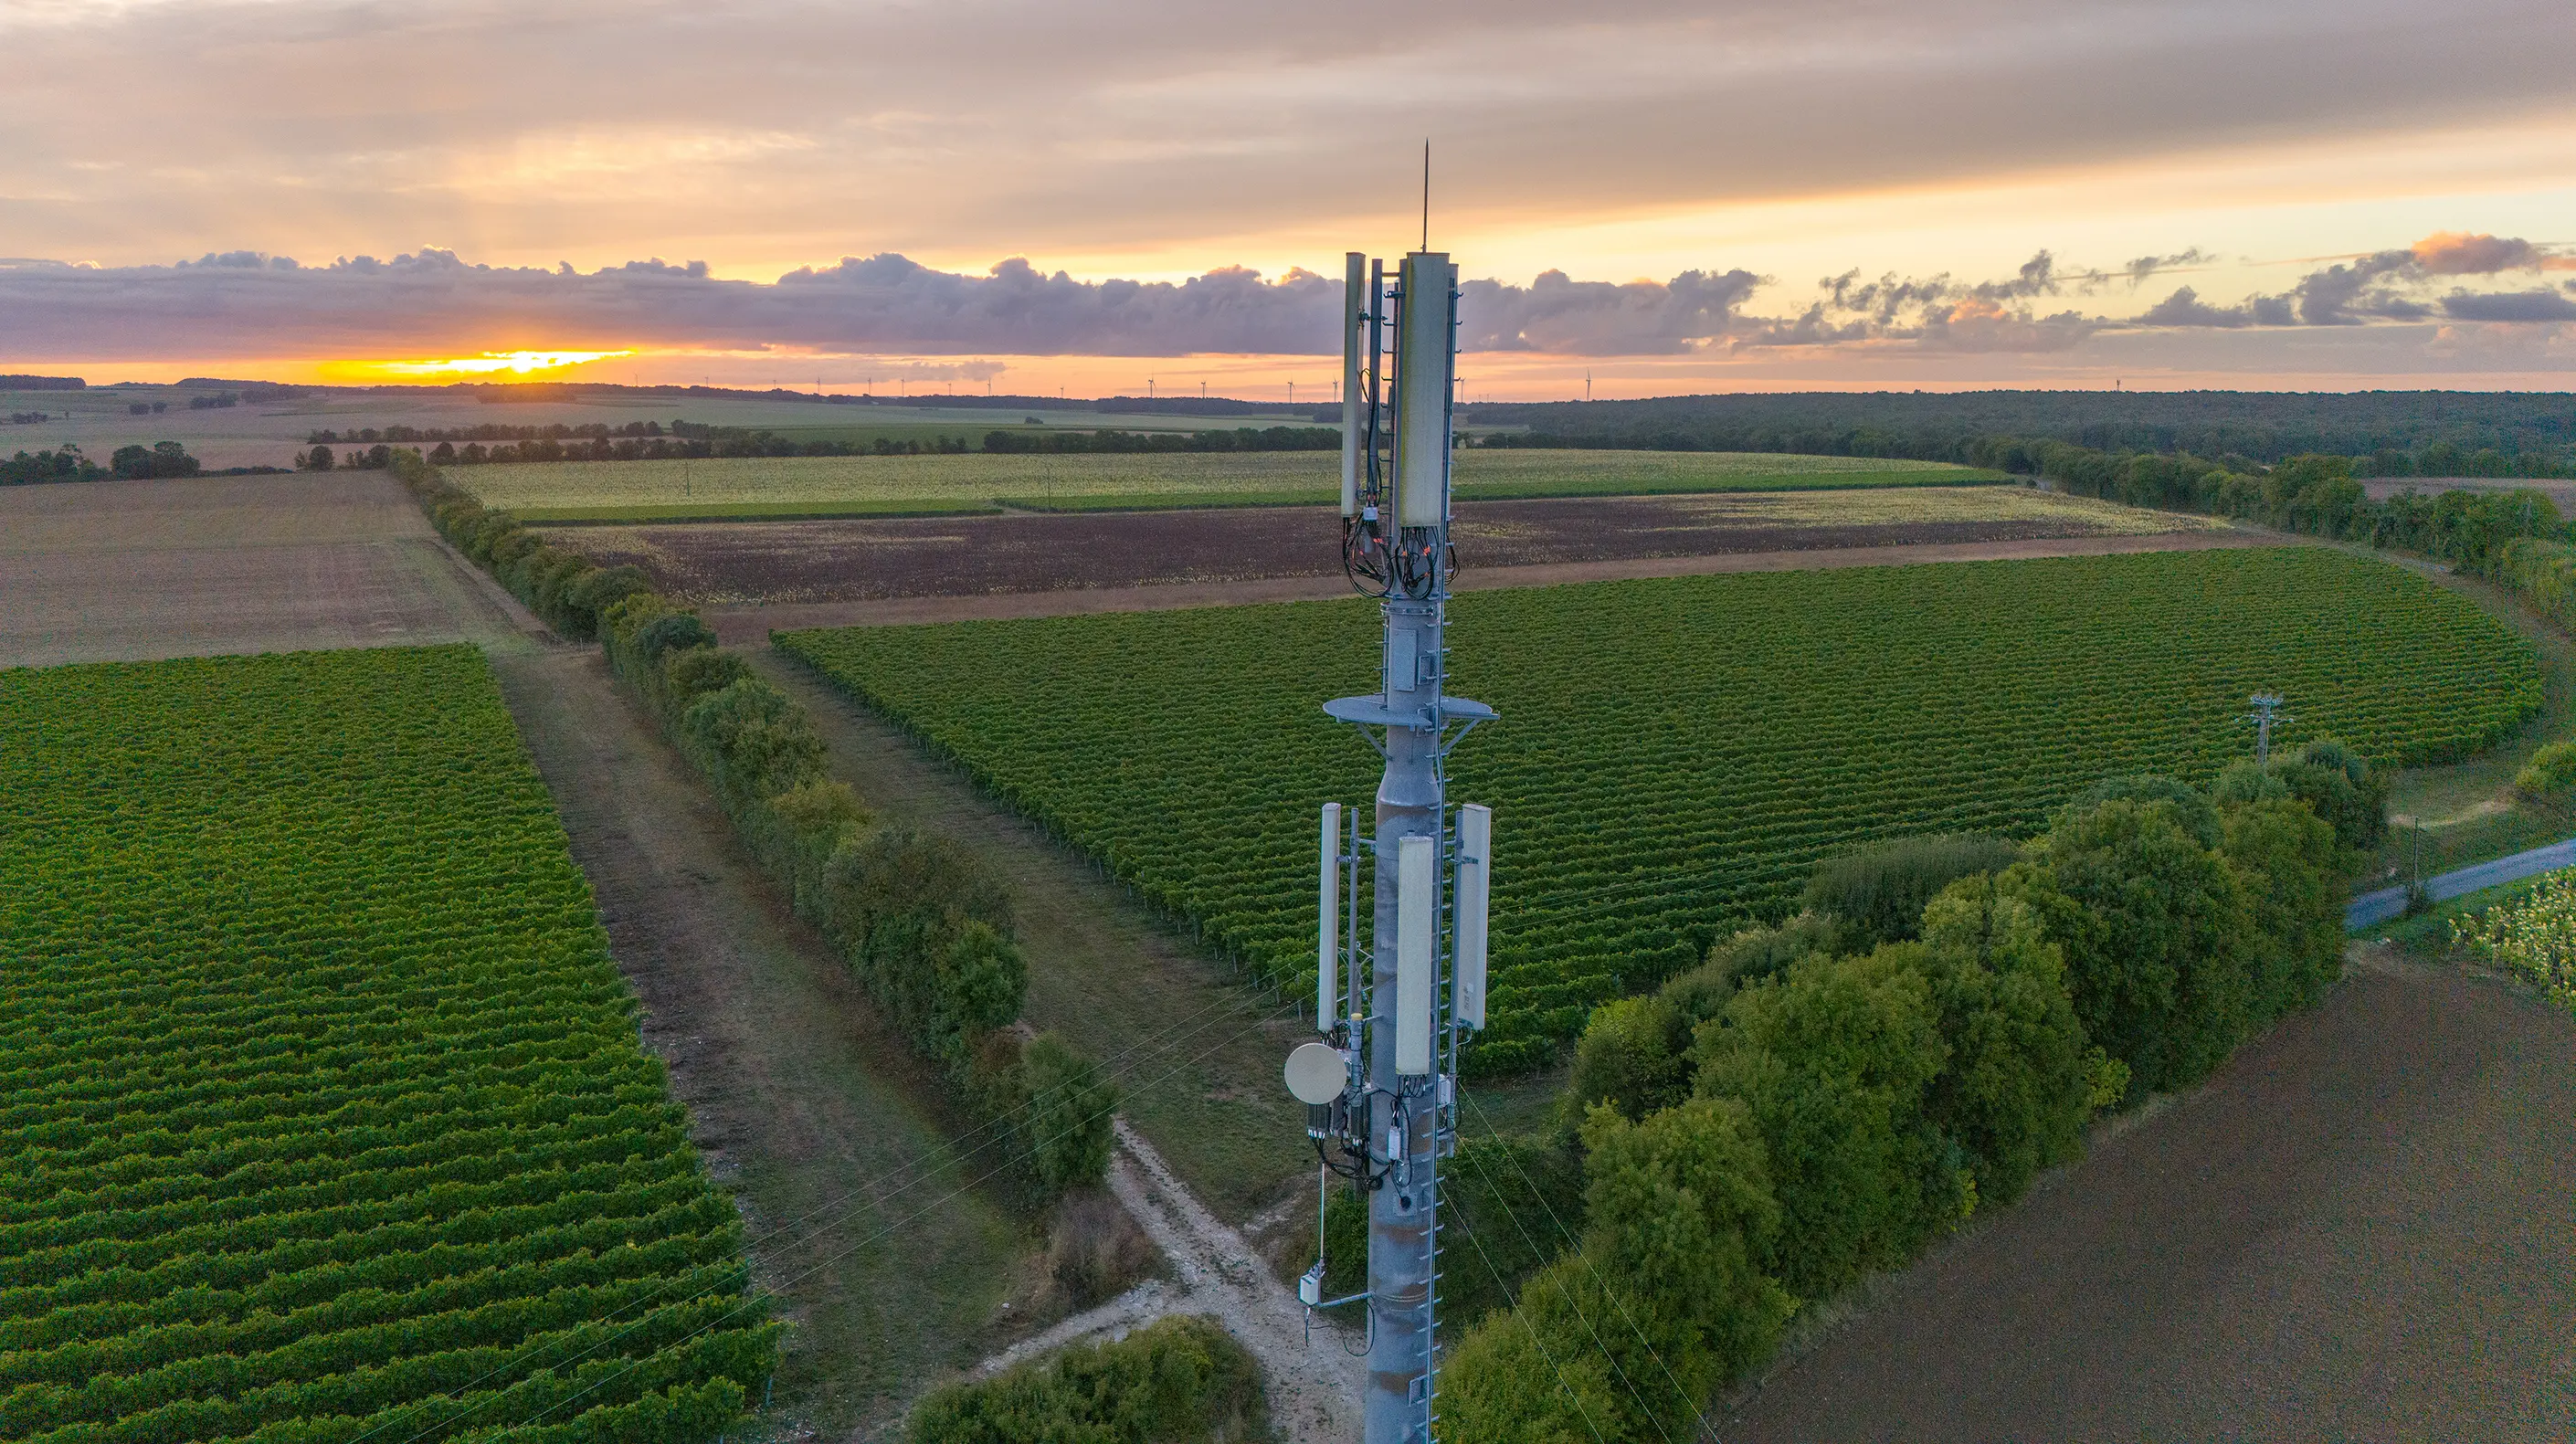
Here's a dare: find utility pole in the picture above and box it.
[1286,249,1494,1444]
[2247,692,2290,765]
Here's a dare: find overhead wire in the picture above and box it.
[1444,1132,1680,1444]
[1458,1087,1723,1444]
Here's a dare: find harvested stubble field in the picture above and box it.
[0,471,528,667]
[546,488,2198,605]
[467,448,1997,521]
[0,645,775,1444]
[780,546,2540,1073]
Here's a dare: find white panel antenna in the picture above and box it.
[1342,252,1366,519]
[1395,835,1436,1075]
[1390,252,1456,530]
[1455,804,1491,1030]
[1317,802,1341,1030]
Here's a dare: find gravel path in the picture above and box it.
[971,1121,1365,1442]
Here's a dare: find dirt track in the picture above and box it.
[709,527,2284,642]
[1724,954,2576,1442]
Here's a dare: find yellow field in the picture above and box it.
[1659,486,2229,533]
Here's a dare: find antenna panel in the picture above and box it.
[1317,803,1341,1029]
[1455,804,1490,1030]
[1342,253,1366,519]
[1390,252,1454,530]
[1395,834,1436,1075]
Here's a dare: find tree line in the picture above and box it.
[979,425,1339,454]
[1466,389,2576,470]
[1440,752,2375,1440]
[390,448,1117,1204]
[4,441,204,484]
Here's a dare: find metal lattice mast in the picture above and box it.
[1284,250,1495,1444]
[2248,692,2290,765]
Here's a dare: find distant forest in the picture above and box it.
[1462,391,2576,473]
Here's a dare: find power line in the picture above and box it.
[1440,1208,1612,1444]
[1460,1088,1722,1444]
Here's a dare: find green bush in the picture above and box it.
[1913,878,2096,1205]
[2001,796,2254,1095]
[1693,946,1955,1298]
[1581,1098,1793,1390]
[1019,1032,1119,1196]
[2514,740,2576,799]
[906,1315,1268,1444]
[2213,740,2386,859]
[1803,832,2020,948]
[1437,1260,1633,1444]
[1561,995,1691,1125]
[2218,797,2346,1023]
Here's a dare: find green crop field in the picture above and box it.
[0,646,775,1443]
[780,547,2541,1073]
[459,449,1998,522]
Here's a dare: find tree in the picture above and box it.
[1915,878,2097,1204]
[1694,946,1952,1297]
[302,444,334,471]
[2000,796,2254,1094]
[1581,1097,1793,1389]
[2217,798,2345,1024]
[1438,1264,1631,1444]
[1019,1030,1114,1194]
[1562,995,1690,1125]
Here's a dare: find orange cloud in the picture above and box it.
[2410,230,2571,274]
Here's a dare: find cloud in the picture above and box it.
[2410,230,2558,274]
[2121,248,2213,289]
[2440,287,2576,322]
[1757,252,2103,352]
[1459,269,1765,354]
[2138,286,2255,328]
[2132,232,2568,330]
[0,248,1346,360]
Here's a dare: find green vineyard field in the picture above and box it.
[780,547,2541,1074]
[0,646,775,1443]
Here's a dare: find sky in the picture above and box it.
[4,0,2574,397]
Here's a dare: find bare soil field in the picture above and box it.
[1723,954,2576,1442]
[0,472,528,666]
[546,489,2214,606]
[705,529,2285,642]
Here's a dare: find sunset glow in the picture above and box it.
[325,349,637,381]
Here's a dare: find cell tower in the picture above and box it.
[1283,250,1494,1444]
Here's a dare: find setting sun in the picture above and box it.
[322,348,635,381]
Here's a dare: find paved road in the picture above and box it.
[2349,835,2576,928]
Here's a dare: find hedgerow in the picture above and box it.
[777,545,2538,1072]
[599,595,1114,1203]
[0,646,776,1444]
[384,448,1116,1203]
[1443,767,2355,1440]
